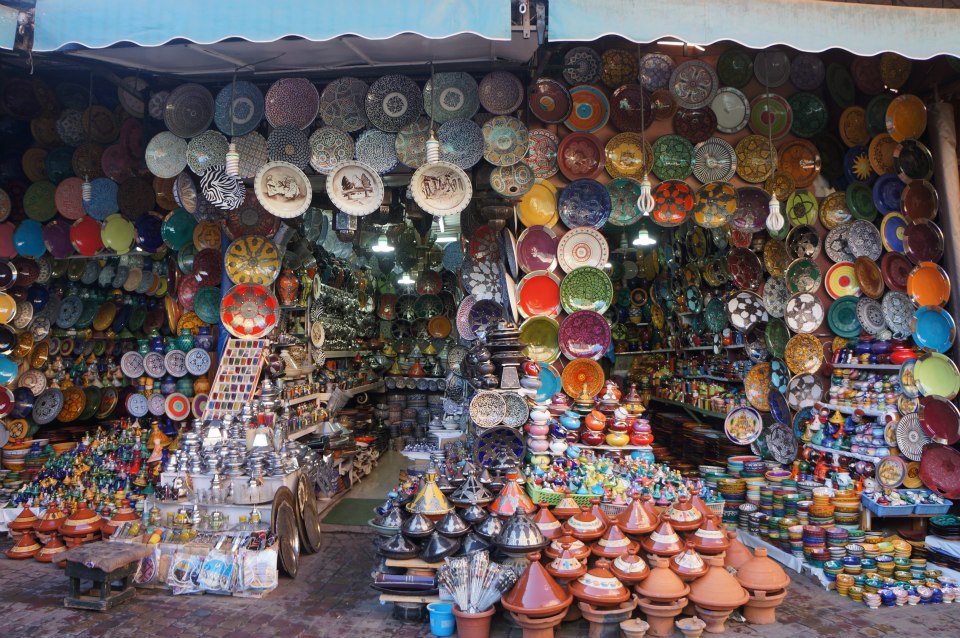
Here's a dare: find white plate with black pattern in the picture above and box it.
[856,297,887,335]
[785,292,824,333]
[185,348,211,376]
[762,276,788,318]
[143,351,166,378]
[785,373,824,411]
[726,290,768,333]
[164,349,188,377]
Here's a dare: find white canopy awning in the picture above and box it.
[549,0,960,60]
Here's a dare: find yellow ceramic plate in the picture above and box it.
[0,292,16,324]
[192,220,222,251]
[785,332,824,375]
[825,262,860,299]
[868,133,897,176]
[839,106,870,148]
[92,302,117,332]
[886,94,927,143]
[819,191,853,230]
[735,135,775,184]
[604,132,653,179]
[518,179,559,228]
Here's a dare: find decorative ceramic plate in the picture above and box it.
[224,236,281,285]
[557,131,605,181]
[604,132,653,179]
[710,87,749,134]
[726,406,763,443]
[639,53,674,90]
[564,85,610,133]
[903,219,944,264]
[735,135,776,183]
[652,180,694,228]
[894,139,934,182]
[482,116,528,166]
[786,258,822,295]
[786,368,825,410]
[730,186,769,232]
[907,262,950,308]
[914,352,960,400]
[913,306,956,353]
[519,315,560,363]
[251,161,311,219]
[558,179,611,229]
[517,271,561,318]
[186,129,229,175]
[527,78,572,124]
[32,388,64,425]
[324,161,384,217]
[827,295,862,338]
[469,390,506,428]
[784,190,817,228]
[901,179,939,221]
[490,163,535,199]
[763,277,788,318]
[438,118,484,169]
[749,93,792,140]
[881,290,914,337]
[517,224,559,273]
[460,256,502,301]
[163,349,187,378]
[561,358,605,398]
[478,71,524,115]
[145,132,188,179]
[410,161,472,218]
[778,139,821,189]
[558,310,610,360]
[690,180,735,228]
[467,299,503,337]
[120,351,144,378]
[523,128,560,179]
[728,248,763,290]
[605,178,644,227]
[264,78,319,129]
[854,256,884,300]
[717,48,754,88]
[824,262,860,298]
[220,284,279,339]
[163,83,214,138]
[319,77,369,132]
[785,292,824,333]
[609,83,654,132]
[423,71,479,123]
[199,168,245,211]
[652,134,694,181]
[673,106,717,145]
[692,138,737,184]
[819,191,854,230]
[355,129,399,174]
[557,227,609,273]
[669,60,718,109]
[365,74,421,132]
[886,94,927,143]
[726,290,768,332]
[560,266,613,314]
[856,296,887,336]
[393,117,430,169]
[214,80,264,136]
[788,92,828,138]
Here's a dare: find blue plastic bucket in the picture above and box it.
[427,602,455,636]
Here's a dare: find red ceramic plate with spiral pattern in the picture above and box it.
[220,283,279,339]
[652,180,693,227]
[165,392,191,421]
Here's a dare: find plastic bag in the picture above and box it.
[237,548,278,594]
[167,548,205,595]
[198,549,235,595]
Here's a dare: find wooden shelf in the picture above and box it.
[649,396,729,419]
[378,593,441,604]
[385,558,445,569]
[617,344,745,357]
[284,393,323,406]
[283,365,316,379]
[316,381,385,401]
[324,350,370,358]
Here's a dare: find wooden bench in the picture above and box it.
[61,541,154,611]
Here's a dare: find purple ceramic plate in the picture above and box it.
[468,299,504,338]
[903,219,944,264]
[517,225,558,274]
[42,219,73,259]
[456,294,477,340]
[731,186,770,231]
[558,310,610,360]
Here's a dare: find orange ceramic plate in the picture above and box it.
[92,302,117,332]
[427,315,451,338]
[777,140,821,189]
[518,180,559,228]
[886,94,927,143]
[839,107,870,148]
[907,261,950,308]
[0,292,15,324]
[517,270,562,318]
[561,357,605,398]
[868,133,897,176]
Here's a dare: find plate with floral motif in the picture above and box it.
[365,74,421,132]
[727,290,768,332]
[320,77,369,132]
[785,292,824,334]
[561,358,605,398]
[559,266,613,314]
[735,135,776,183]
[482,116,528,166]
[652,180,694,228]
[423,72,479,123]
[639,53,675,91]
[558,227,609,272]
[605,178,644,227]
[652,134,694,181]
[670,60,718,109]
[523,129,560,179]
[604,132,653,179]
[220,283,280,339]
[691,180,736,228]
[309,126,355,174]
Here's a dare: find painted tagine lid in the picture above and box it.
[461,503,489,526]
[670,542,708,582]
[401,511,436,538]
[6,531,42,559]
[641,520,684,557]
[641,493,661,521]
[10,506,39,533]
[562,506,606,541]
[501,552,574,617]
[618,493,658,537]
[734,548,791,592]
[495,510,548,553]
[689,493,713,519]
[103,502,140,538]
[688,556,750,610]
[374,504,405,532]
[36,535,67,563]
[689,516,730,555]
[723,530,754,571]
[380,532,420,560]
[436,509,470,538]
[610,546,650,584]
[661,495,703,531]
[589,498,615,528]
[591,524,638,559]
[532,503,563,539]
[449,470,494,506]
[58,504,104,537]
[552,491,582,519]
[635,556,690,603]
[489,470,536,518]
[405,468,453,517]
[35,504,67,534]
[546,542,588,580]
[569,558,632,606]
[545,534,591,561]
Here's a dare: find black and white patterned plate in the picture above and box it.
[365,74,422,133]
[355,129,399,175]
[143,351,166,378]
[438,118,484,169]
[267,125,311,169]
[319,77,369,132]
[784,292,824,333]
[856,296,887,335]
[786,373,823,411]
[32,388,64,425]
[200,168,245,211]
[726,290,768,332]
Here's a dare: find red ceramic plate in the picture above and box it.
[609,84,654,133]
[165,392,191,421]
[557,132,605,181]
[919,396,960,445]
[880,252,911,292]
[903,219,944,264]
[652,180,693,227]
[919,443,960,498]
[220,283,279,339]
[528,79,572,125]
[673,107,718,145]
[900,180,939,221]
[727,247,763,290]
[517,271,562,318]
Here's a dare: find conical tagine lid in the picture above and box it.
[436,509,470,538]
[688,556,750,609]
[690,516,729,554]
[406,468,453,516]
[610,546,649,584]
[661,495,703,531]
[591,524,638,559]
[36,535,67,563]
[35,504,67,534]
[723,530,754,571]
[489,471,536,518]
[460,503,489,525]
[10,507,39,533]
[634,556,690,603]
[552,491,581,519]
[735,548,791,592]
[58,504,103,537]
[532,503,562,539]
[401,511,436,538]
[589,497,614,528]
[5,531,41,559]
[501,552,573,617]
[641,520,684,557]
[619,493,658,536]
[420,531,461,563]
[545,534,591,561]
[546,542,588,580]
[495,510,548,553]
[450,470,494,506]
[562,506,605,541]
[670,542,708,581]
[379,532,420,560]
[569,558,631,605]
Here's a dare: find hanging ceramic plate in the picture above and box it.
[324,161,383,217]
[727,248,763,290]
[527,78,572,125]
[878,212,908,254]
[725,406,763,443]
[673,107,717,145]
[785,292,824,333]
[856,296,886,336]
[903,218,944,264]
[214,80,264,136]
[710,87,750,134]
[763,240,790,277]
[482,116,528,166]
[765,318,790,359]
[653,180,695,228]
[881,290,915,337]
[844,182,877,223]
[868,133,898,176]
[778,140,821,189]
[689,180,735,229]
[393,117,430,170]
[871,173,904,216]
[735,135,775,183]
[669,60,718,109]
[886,94,927,142]
[423,72,479,123]
[852,256,883,301]
[438,118,484,169]
[785,332,824,376]
[558,310,610,360]
[753,50,791,87]
[519,315,560,363]
[728,186,767,233]
[266,125,311,170]
[819,191,853,231]
[726,290,767,332]
[907,262,950,307]
[783,190,816,228]
[638,53,674,90]
[763,277,788,318]
[788,92,828,139]
[604,132,653,179]
[523,128,560,179]
[914,352,960,399]
[163,83,214,138]
[517,225,558,273]
[824,262,860,299]
[558,179,611,229]
[564,85,610,133]
[145,132,188,179]
[165,393,190,421]
[518,181,559,228]
[749,93,792,140]
[557,132,605,181]
[609,83,654,133]
[467,299,503,337]
[717,48,754,88]
[490,163,535,199]
[319,77,369,132]
[225,192,278,239]
[560,266,613,314]
[893,139,934,182]
[355,129,399,175]
[900,179,939,221]
[786,258,822,295]
[561,358,605,398]
[478,71,524,115]
[918,395,960,445]
[692,138,736,184]
[517,271,561,318]
[896,413,931,462]
[827,295,862,338]
[31,387,64,425]
[410,161,472,218]
[605,178,644,228]
[220,283,279,339]
[652,134,694,181]
[364,74,421,132]
[265,78,319,129]
[557,227,609,273]
[224,236,281,285]
[913,306,956,353]
[200,168,245,211]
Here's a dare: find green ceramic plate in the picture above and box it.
[193,286,221,324]
[866,94,895,137]
[812,133,845,180]
[704,296,727,333]
[914,352,960,399]
[519,315,560,363]
[765,318,790,359]
[128,305,148,332]
[788,92,828,139]
[786,258,822,294]
[79,386,101,421]
[750,94,792,140]
[827,295,861,338]
[826,63,856,109]
[605,177,644,228]
[786,190,818,227]
[845,181,878,222]
[559,266,614,314]
[75,298,98,329]
[652,134,694,181]
[717,48,754,88]
[161,208,197,251]
[177,241,198,273]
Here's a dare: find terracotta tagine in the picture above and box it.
[102,500,140,538]
[635,556,690,603]
[589,497,615,528]
[35,505,67,535]
[723,530,753,571]
[532,503,563,540]
[660,495,703,532]
[569,558,632,606]
[688,556,750,633]
[688,516,729,555]
[610,546,650,585]
[641,520,684,558]
[545,542,588,580]
[5,531,41,559]
[591,524,638,559]
[689,493,713,520]
[670,542,709,582]
[551,491,581,519]
[489,470,536,518]
[58,503,104,538]
[618,493,659,537]
[36,535,67,565]
[545,534,591,561]
[619,618,651,638]
[562,506,606,541]
[579,596,639,638]
[501,551,574,618]
[735,548,791,624]
[9,506,39,534]
[675,616,707,638]
[641,493,661,520]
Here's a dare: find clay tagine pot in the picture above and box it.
[501,551,574,618]
[36,535,67,565]
[589,497,615,528]
[546,542,588,580]
[610,546,649,584]
[34,504,67,535]
[635,556,690,603]
[405,468,453,518]
[641,493,661,520]
[641,520,684,558]
[660,495,703,532]
[58,504,104,538]
[489,470,537,518]
[688,556,750,633]
[723,530,753,571]
[735,547,791,592]
[545,534,591,561]
[618,493,659,537]
[6,531,42,559]
[688,516,730,555]
[9,507,39,534]
[532,503,563,540]
[551,491,582,519]
[688,493,713,520]
[568,558,632,606]
[102,501,140,538]
[562,506,605,541]
[670,542,709,582]
[591,524,638,559]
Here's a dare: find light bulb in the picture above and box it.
[632,229,656,247]
[371,235,394,253]
[397,271,414,285]
[766,193,784,234]
[425,131,440,164]
[225,142,240,177]
[637,175,654,216]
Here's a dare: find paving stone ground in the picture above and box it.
[0,526,956,638]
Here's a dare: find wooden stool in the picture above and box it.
[61,541,154,611]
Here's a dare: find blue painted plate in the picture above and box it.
[214,80,265,137]
[872,173,905,215]
[913,305,956,353]
[82,177,119,221]
[557,179,611,229]
[534,363,562,403]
